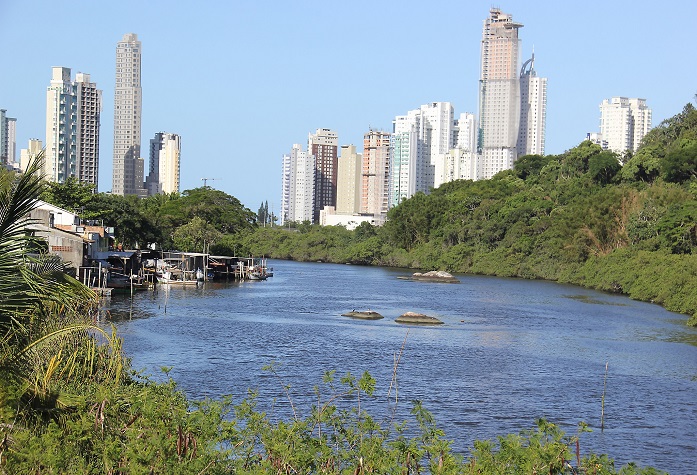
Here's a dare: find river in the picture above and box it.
[104,259,697,474]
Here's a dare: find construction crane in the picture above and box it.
[201,178,219,188]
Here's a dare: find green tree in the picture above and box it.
[172,216,223,253]
[40,176,95,212]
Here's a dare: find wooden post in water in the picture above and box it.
[601,361,608,430]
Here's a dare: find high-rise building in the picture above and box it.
[75,73,102,188]
[45,67,77,183]
[44,68,102,187]
[435,112,478,187]
[477,8,523,179]
[390,102,454,205]
[1,109,17,168]
[362,130,391,222]
[113,33,145,196]
[598,97,652,154]
[308,128,338,223]
[145,132,181,195]
[281,144,314,224]
[517,53,547,157]
[336,144,362,215]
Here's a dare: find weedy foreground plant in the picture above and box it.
[1,159,665,473]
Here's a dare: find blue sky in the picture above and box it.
[1,0,695,212]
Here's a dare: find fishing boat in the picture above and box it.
[157,270,199,286]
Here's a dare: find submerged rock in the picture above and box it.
[395,312,444,325]
[341,310,384,320]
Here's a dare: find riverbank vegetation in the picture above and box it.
[1,158,670,471]
[243,101,697,326]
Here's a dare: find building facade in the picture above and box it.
[75,73,102,188]
[598,97,651,154]
[113,33,145,196]
[308,128,338,223]
[44,68,102,187]
[361,129,391,222]
[1,109,17,169]
[281,144,314,224]
[145,132,181,195]
[336,144,362,215]
[477,8,523,179]
[20,139,43,173]
[517,53,547,157]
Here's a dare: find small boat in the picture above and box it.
[248,269,267,281]
[158,270,199,286]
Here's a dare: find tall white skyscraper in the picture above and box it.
[44,68,102,187]
[281,144,314,224]
[517,53,547,157]
[145,132,181,195]
[477,8,523,179]
[113,33,145,196]
[599,97,652,154]
[435,112,478,187]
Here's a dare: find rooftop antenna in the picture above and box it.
[201,178,219,188]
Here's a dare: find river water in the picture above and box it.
[105,259,697,473]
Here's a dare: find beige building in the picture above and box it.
[361,130,391,222]
[20,139,43,173]
[477,8,523,179]
[113,33,145,196]
[336,145,362,215]
[599,97,651,154]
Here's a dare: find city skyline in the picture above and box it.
[1,0,695,211]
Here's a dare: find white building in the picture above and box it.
[44,68,102,188]
[281,144,314,224]
[435,112,478,187]
[598,97,651,154]
[45,67,77,183]
[145,132,181,195]
[390,102,454,205]
[477,8,523,179]
[517,53,547,157]
[113,33,145,196]
[336,144,362,215]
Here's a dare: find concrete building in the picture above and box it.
[361,129,391,223]
[435,112,478,188]
[281,144,314,224]
[113,33,145,196]
[390,102,454,204]
[45,67,77,183]
[598,97,652,154]
[390,116,418,208]
[145,132,181,195]
[336,144,362,215]
[517,53,547,157]
[44,68,102,187]
[308,128,338,223]
[477,8,523,179]
[75,73,102,189]
[1,109,17,169]
[19,139,43,173]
